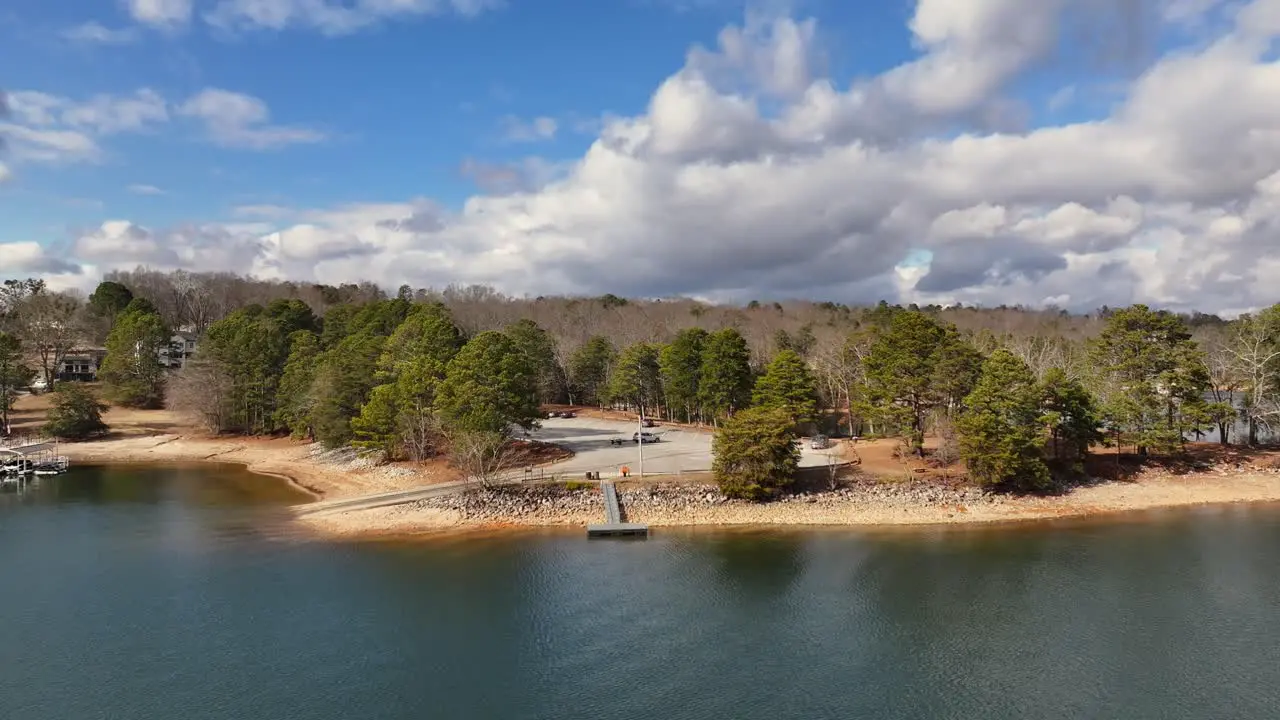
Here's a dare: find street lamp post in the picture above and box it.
[637,409,644,479]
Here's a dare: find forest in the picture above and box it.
[2,268,1279,495]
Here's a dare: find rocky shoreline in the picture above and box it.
[298,459,1280,539]
[413,479,1005,525]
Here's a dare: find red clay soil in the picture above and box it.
[506,439,574,466]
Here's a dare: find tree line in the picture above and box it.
[4,270,1280,496]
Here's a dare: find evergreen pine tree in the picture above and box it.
[436,331,539,435]
[99,306,169,408]
[660,328,707,422]
[957,350,1050,492]
[699,328,753,422]
[752,349,819,426]
[712,406,801,500]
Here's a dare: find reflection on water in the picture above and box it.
[3,466,1280,719]
[1,463,309,507]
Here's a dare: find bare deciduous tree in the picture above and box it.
[15,291,82,387]
[168,357,235,433]
[1224,312,1280,445]
[447,430,522,486]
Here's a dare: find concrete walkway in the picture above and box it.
[293,478,480,516]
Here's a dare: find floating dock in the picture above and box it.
[1,442,70,479]
[586,481,648,538]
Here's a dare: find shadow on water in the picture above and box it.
[700,533,804,600]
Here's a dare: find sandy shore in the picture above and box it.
[19,397,1280,541]
[297,466,1280,540]
[57,434,456,499]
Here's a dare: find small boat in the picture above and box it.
[32,457,70,476]
[1,459,34,475]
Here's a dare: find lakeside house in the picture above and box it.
[51,331,198,382]
[57,349,107,382]
[160,332,198,369]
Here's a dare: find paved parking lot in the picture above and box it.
[525,417,838,479]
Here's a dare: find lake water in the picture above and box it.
[4,465,1280,719]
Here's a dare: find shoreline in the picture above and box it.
[296,466,1280,540]
[47,431,1280,541]
[55,433,457,501]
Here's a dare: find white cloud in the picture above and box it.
[73,220,265,273]
[126,0,194,28]
[0,123,101,163]
[0,162,11,183]
[0,88,169,165]
[62,22,140,44]
[6,91,64,126]
[205,0,502,35]
[127,184,166,195]
[28,1,1280,314]
[0,242,83,276]
[61,89,169,134]
[500,115,558,142]
[177,88,326,149]
[6,89,168,134]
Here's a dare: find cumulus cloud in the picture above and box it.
[26,0,1280,314]
[205,0,502,35]
[72,220,267,273]
[177,88,326,149]
[0,241,83,276]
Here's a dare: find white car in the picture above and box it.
[632,432,660,444]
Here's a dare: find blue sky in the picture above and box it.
[2,0,1277,315]
[0,0,920,238]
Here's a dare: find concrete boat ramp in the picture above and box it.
[586,481,648,538]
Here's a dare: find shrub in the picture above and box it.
[43,384,109,441]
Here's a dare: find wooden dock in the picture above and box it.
[587,481,648,538]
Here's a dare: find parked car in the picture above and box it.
[641,418,655,428]
[632,432,660,444]
[561,411,576,419]
[809,435,831,450]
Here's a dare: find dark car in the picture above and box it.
[561,411,576,419]
[641,418,655,428]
